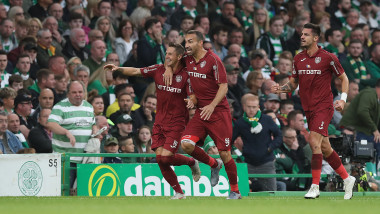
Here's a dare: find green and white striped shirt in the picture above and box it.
[48,98,95,162]
[269,36,282,66]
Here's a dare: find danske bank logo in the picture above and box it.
[86,165,231,196]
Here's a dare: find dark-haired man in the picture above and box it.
[104,43,200,200]
[272,23,355,199]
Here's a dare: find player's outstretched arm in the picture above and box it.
[271,77,299,94]
[334,72,349,112]
[103,64,142,77]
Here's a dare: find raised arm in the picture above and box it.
[271,77,299,94]
[103,64,142,77]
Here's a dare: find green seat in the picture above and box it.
[365,162,377,177]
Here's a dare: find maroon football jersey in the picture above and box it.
[291,46,344,111]
[183,49,229,112]
[140,64,191,126]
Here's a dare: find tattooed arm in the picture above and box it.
[271,77,299,94]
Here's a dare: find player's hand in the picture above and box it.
[184,98,195,109]
[334,100,345,112]
[104,64,118,71]
[163,66,173,86]
[200,104,215,120]
[66,131,76,146]
[373,130,380,143]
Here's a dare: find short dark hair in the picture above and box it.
[144,18,160,32]
[280,99,294,110]
[117,92,132,100]
[269,15,284,26]
[303,23,321,37]
[349,39,362,47]
[112,70,128,81]
[211,25,228,39]
[17,54,30,63]
[9,74,23,86]
[287,110,303,122]
[36,69,53,82]
[69,12,83,22]
[117,19,134,38]
[168,42,185,56]
[181,15,194,23]
[0,49,7,56]
[144,94,157,103]
[325,28,340,42]
[186,30,204,42]
[97,0,111,9]
[371,29,380,38]
[115,83,133,98]
[194,14,208,25]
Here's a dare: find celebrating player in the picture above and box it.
[272,23,356,199]
[164,30,241,199]
[104,43,200,200]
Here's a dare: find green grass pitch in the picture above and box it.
[1,196,380,214]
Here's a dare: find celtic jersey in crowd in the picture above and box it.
[48,98,95,163]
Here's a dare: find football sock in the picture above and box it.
[224,158,239,192]
[160,154,195,166]
[190,146,218,168]
[325,150,349,180]
[311,154,323,185]
[157,155,183,194]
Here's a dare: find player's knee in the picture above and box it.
[181,135,198,152]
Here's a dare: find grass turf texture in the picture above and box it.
[1,196,380,214]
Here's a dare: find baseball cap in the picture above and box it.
[203,135,216,153]
[151,6,167,17]
[115,114,133,124]
[277,6,288,14]
[250,50,264,60]
[224,64,239,74]
[360,0,372,6]
[266,93,280,102]
[14,93,32,107]
[105,137,119,146]
[328,124,341,136]
[24,43,37,51]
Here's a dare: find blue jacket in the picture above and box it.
[0,130,24,154]
[232,114,282,166]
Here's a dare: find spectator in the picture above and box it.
[23,42,40,80]
[14,93,35,139]
[264,93,281,113]
[46,81,97,189]
[0,110,23,154]
[0,19,16,53]
[0,87,16,113]
[0,50,11,88]
[88,90,104,116]
[42,16,64,47]
[8,74,23,92]
[330,0,351,29]
[243,50,267,80]
[115,19,135,65]
[7,36,36,66]
[28,0,51,21]
[225,64,245,118]
[232,94,282,191]
[236,0,255,33]
[288,110,309,148]
[109,92,134,124]
[340,79,380,158]
[210,1,242,31]
[28,108,52,153]
[62,0,81,22]
[14,19,29,44]
[170,0,197,30]
[349,27,369,61]
[103,137,122,163]
[131,94,156,132]
[62,27,89,62]
[30,88,54,126]
[366,44,380,80]
[101,70,128,113]
[286,17,308,57]
[110,113,134,139]
[14,54,33,88]
[7,112,28,148]
[89,0,112,29]
[28,69,55,109]
[118,135,137,163]
[48,3,65,32]
[246,70,264,96]
[95,16,115,53]
[95,115,110,153]
[194,14,210,41]
[341,9,359,42]
[324,28,344,57]
[371,29,380,44]
[110,0,128,29]
[228,28,250,64]
[27,18,42,38]
[358,0,378,30]
[210,25,228,61]
[129,6,151,33]
[179,15,194,36]
[252,8,270,46]
[66,56,81,81]
[135,125,153,163]
[88,62,109,96]
[256,16,287,66]
[54,75,67,103]
[105,83,139,118]
[73,64,90,88]
[277,99,294,126]
[36,29,63,68]
[0,4,6,24]
[82,39,106,74]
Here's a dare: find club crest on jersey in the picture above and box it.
[200,61,206,68]
[315,57,321,64]
[176,75,182,82]
[306,65,311,68]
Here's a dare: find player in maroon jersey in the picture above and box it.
[164,30,241,199]
[104,43,200,200]
[272,23,355,199]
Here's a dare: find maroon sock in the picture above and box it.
[172,154,195,166]
[311,154,323,185]
[157,160,183,194]
[224,159,239,192]
[325,151,349,179]
[190,146,218,168]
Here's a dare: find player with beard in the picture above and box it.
[104,43,200,200]
[164,30,241,199]
[272,23,356,199]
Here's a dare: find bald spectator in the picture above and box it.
[28,0,52,21]
[28,69,56,109]
[82,39,106,74]
[28,108,52,153]
[31,88,54,125]
[36,29,63,68]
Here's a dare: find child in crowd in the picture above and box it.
[136,125,153,163]
[119,135,138,163]
[103,137,122,163]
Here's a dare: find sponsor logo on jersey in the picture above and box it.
[175,75,182,82]
[315,57,321,64]
[297,70,322,75]
[188,71,207,79]
[200,61,206,68]
[301,58,306,62]
[157,84,182,93]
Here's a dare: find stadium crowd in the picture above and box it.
[0,0,380,193]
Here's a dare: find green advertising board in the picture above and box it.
[77,163,249,197]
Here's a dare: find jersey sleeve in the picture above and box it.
[291,57,299,79]
[328,53,345,77]
[140,64,163,78]
[213,56,227,84]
